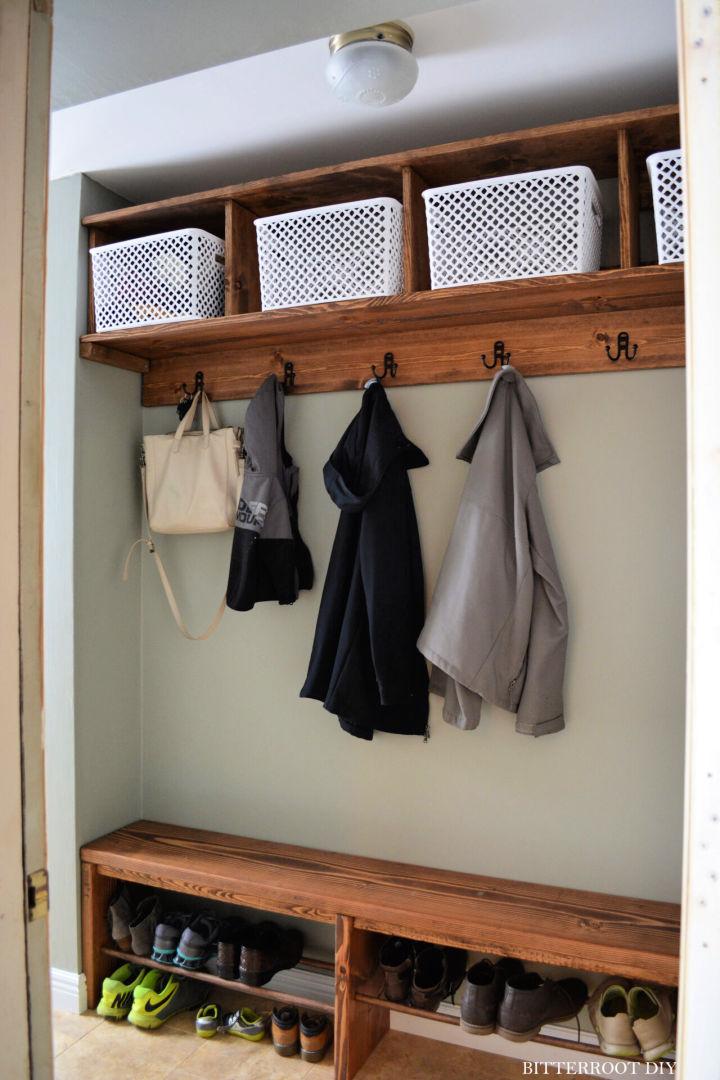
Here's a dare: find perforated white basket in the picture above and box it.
[254,197,404,310]
[90,228,225,331]
[422,166,603,289]
[647,150,684,264]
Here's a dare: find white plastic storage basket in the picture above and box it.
[647,150,684,264]
[422,166,603,288]
[254,197,404,310]
[90,228,225,331]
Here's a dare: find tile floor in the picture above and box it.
[52,1010,531,1078]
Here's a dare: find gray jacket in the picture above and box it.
[417,366,567,737]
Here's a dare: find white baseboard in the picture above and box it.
[51,968,87,1015]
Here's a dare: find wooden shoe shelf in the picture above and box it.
[81,820,680,1077]
[79,105,684,404]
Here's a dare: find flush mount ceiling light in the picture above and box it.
[326,21,419,108]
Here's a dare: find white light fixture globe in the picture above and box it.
[326,22,418,108]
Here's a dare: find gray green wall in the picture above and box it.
[141,369,686,902]
[44,175,142,976]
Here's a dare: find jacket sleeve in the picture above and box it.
[514,485,568,736]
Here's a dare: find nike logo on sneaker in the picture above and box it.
[143,986,178,1013]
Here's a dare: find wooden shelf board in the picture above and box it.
[102,946,335,1014]
[79,266,685,404]
[81,265,684,361]
[80,105,679,234]
[83,821,681,987]
[353,991,673,1064]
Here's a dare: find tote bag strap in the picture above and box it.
[122,461,227,641]
[173,390,221,451]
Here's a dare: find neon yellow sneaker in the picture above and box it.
[128,970,207,1030]
[96,963,147,1020]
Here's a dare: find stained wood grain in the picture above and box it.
[103,946,335,1013]
[618,129,640,268]
[77,265,685,398]
[81,821,681,986]
[224,199,260,315]
[335,916,389,1079]
[401,166,430,292]
[81,863,118,1009]
[80,106,679,235]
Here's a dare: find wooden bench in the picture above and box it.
[81,820,681,1078]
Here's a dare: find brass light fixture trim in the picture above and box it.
[329,21,415,56]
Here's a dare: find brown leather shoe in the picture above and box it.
[409,945,467,1012]
[272,1005,299,1057]
[379,937,413,1003]
[461,957,525,1035]
[237,921,303,987]
[300,1012,331,1062]
[496,972,588,1041]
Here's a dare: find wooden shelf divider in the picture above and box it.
[224,199,261,315]
[618,128,641,268]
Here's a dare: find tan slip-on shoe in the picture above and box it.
[628,985,675,1062]
[587,979,639,1058]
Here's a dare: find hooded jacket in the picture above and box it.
[300,382,429,740]
[227,374,313,611]
[417,366,568,737]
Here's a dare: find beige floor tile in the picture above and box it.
[52,1010,104,1055]
[164,1033,267,1079]
[54,1013,197,1080]
[166,1039,314,1079]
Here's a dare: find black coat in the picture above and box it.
[300,383,429,740]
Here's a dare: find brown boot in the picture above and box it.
[496,972,588,1041]
[271,1005,299,1057]
[461,958,525,1035]
[300,1012,331,1062]
[409,945,467,1012]
[379,937,413,1003]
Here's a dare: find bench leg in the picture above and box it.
[81,862,117,1010]
[335,915,389,1080]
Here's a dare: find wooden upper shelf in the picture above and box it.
[80,104,684,404]
[82,105,679,233]
[81,820,681,985]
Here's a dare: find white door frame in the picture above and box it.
[0,0,53,1075]
[676,0,720,1074]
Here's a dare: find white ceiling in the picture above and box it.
[50,0,678,204]
[51,0,471,109]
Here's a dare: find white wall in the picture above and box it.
[141,369,686,903]
[44,175,142,975]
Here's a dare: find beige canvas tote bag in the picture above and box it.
[123,390,244,639]
[144,389,243,533]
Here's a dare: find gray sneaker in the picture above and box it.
[175,912,219,970]
[107,886,133,951]
[129,895,161,957]
[151,912,192,964]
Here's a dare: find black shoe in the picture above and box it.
[237,921,303,987]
